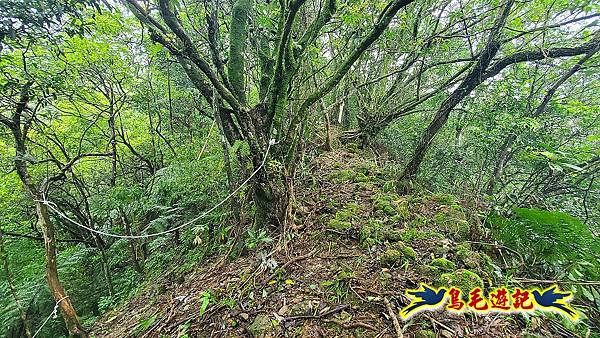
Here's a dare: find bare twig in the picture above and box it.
[384,297,403,338]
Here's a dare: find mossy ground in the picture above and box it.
[91,150,583,338]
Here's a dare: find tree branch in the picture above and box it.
[0,231,93,245]
[157,0,242,111]
[482,31,600,83]
[532,46,600,117]
[288,0,416,140]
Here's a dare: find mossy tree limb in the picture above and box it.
[228,0,251,105]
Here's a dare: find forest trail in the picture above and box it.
[90,150,570,337]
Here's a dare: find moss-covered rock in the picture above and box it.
[433,207,471,240]
[327,204,359,231]
[289,299,313,316]
[432,238,453,256]
[328,219,352,231]
[330,169,355,183]
[414,329,436,338]
[429,193,458,206]
[249,314,272,337]
[360,219,385,246]
[410,214,430,228]
[373,194,410,219]
[453,243,471,260]
[463,252,494,274]
[453,244,494,274]
[374,194,396,213]
[359,220,403,247]
[379,249,404,267]
[438,269,483,292]
[393,242,417,260]
[415,264,441,279]
[400,228,444,243]
[380,242,417,266]
[384,228,404,242]
[448,220,470,240]
[430,258,456,271]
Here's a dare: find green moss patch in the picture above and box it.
[373,194,410,219]
[453,244,494,275]
[438,269,483,292]
[327,203,359,231]
[429,193,459,206]
[393,242,417,260]
[379,242,417,267]
[330,169,356,183]
[328,219,352,231]
[415,329,436,338]
[359,220,403,247]
[433,208,470,240]
[430,258,456,271]
[379,249,404,267]
[400,228,444,243]
[249,314,272,337]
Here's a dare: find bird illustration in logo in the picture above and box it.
[400,284,447,319]
[532,285,578,320]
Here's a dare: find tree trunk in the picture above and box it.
[121,214,144,275]
[486,134,515,194]
[401,97,456,179]
[5,85,88,337]
[213,90,241,224]
[108,110,117,186]
[94,236,114,297]
[324,110,333,151]
[36,202,89,337]
[252,158,292,231]
[400,0,514,180]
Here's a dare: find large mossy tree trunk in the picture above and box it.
[252,167,291,230]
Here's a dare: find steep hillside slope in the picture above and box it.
[91,151,582,337]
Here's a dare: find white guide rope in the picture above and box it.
[32,296,69,338]
[37,139,276,239]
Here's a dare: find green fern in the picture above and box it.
[490,208,599,301]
